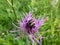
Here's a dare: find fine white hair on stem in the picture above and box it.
[10,30,20,32]
[15,31,25,40]
[15,35,20,40]
[27,34,35,45]
[12,23,20,28]
[30,33,40,44]
[29,32,40,44]
[37,31,42,45]
[9,34,18,36]
[17,20,20,23]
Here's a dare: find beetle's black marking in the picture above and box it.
[28,19,35,28]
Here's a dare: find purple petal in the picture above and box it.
[20,22,26,31]
[23,12,33,23]
[39,19,45,26]
[40,39,42,45]
[31,28,38,33]
[35,18,45,30]
[39,36,42,45]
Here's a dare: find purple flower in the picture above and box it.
[19,12,45,45]
[10,12,46,45]
[20,12,45,34]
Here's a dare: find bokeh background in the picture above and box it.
[0,0,60,45]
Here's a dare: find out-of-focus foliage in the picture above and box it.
[0,0,60,45]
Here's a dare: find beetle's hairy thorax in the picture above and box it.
[28,19,35,29]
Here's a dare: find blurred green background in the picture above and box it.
[0,0,60,45]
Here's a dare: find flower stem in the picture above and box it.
[37,31,42,45]
[7,0,17,20]
[11,0,17,20]
[27,34,35,45]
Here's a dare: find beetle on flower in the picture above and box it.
[10,12,46,45]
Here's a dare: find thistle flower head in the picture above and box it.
[20,12,45,34]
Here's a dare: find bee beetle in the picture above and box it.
[28,19,35,29]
